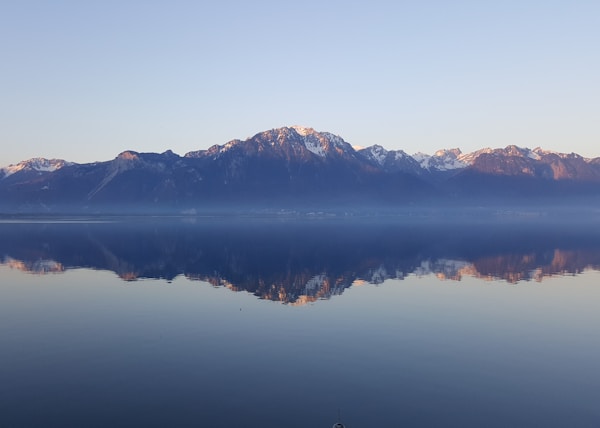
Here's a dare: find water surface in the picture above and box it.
[1,218,599,427]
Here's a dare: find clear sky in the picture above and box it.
[1,0,599,166]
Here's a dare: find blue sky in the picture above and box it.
[1,0,599,166]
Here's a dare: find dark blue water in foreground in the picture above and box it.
[1,217,600,427]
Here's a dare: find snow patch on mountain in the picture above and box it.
[411,152,430,166]
[290,125,312,137]
[395,151,411,161]
[357,145,423,175]
[302,136,327,157]
[499,145,548,160]
[320,131,349,149]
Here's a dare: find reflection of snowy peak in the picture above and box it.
[3,222,600,307]
[414,259,472,280]
[2,256,64,274]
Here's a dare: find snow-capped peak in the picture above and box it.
[457,147,493,164]
[532,147,586,160]
[290,125,313,137]
[435,148,462,158]
[219,140,238,154]
[288,126,351,158]
[365,145,389,165]
[412,148,468,171]
[1,158,72,179]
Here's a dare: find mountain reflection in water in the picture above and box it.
[2,218,600,304]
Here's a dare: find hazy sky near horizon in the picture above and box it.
[1,0,599,166]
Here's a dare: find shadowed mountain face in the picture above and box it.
[2,218,600,304]
[1,127,600,213]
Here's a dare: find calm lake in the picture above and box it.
[1,215,600,427]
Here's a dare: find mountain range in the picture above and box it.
[2,126,599,213]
